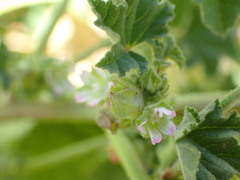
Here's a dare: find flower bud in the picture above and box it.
[109,84,144,127]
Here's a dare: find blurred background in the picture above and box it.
[0,0,239,179]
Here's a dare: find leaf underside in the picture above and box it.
[176,100,240,180]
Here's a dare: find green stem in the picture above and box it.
[106,130,148,180]
[34,0,70,56]
[0,92,227,122]
[221,86,240,113]
[0,103,98,122]
[21,135,106,173]
[157,137,177,169]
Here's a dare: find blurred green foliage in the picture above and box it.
[0,0,239,179]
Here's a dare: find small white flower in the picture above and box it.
[137,106,176,145]
[74,69,112,106]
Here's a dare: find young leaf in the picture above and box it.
[175,100,240,180]
[148,35,186,68]
[194,0,240,35]
[96,44,148,76]
[89,0,174,76]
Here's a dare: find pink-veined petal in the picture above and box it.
[137,119,148,134]
[159,120,176,136]
[88,100,99,107]
[168,122,176,136]
[157,107,176,119]
[154,108,164,118]
[137,125,147,134]
[75,92,88,103]
[147,127,162,145]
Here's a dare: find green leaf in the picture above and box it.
[89,0,174,76]
[173,4,240,74]
[194,0,240,35]
[176,139,201,180]
[89,0,174,45]
[96,44,148,76]
[1,122,129,180]
[176,100,240,180]
[148,35,186,68]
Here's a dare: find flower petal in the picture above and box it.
[137,125,147,134]
[154,108,164,118]
[96,68,108,79]
[168,122,176,136]
[137,118,148,134]
[75,92,88,103]
[147,127,162,145]
[157,107,176,119]
[79,71,90,83]
[75,91,101,106]
[88,100,99,107]
[159,120,176,136]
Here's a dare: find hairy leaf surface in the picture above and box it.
[176,100,240,180]
[148,35,185,67]
[96,44,148,76]
[89,0,174,76]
